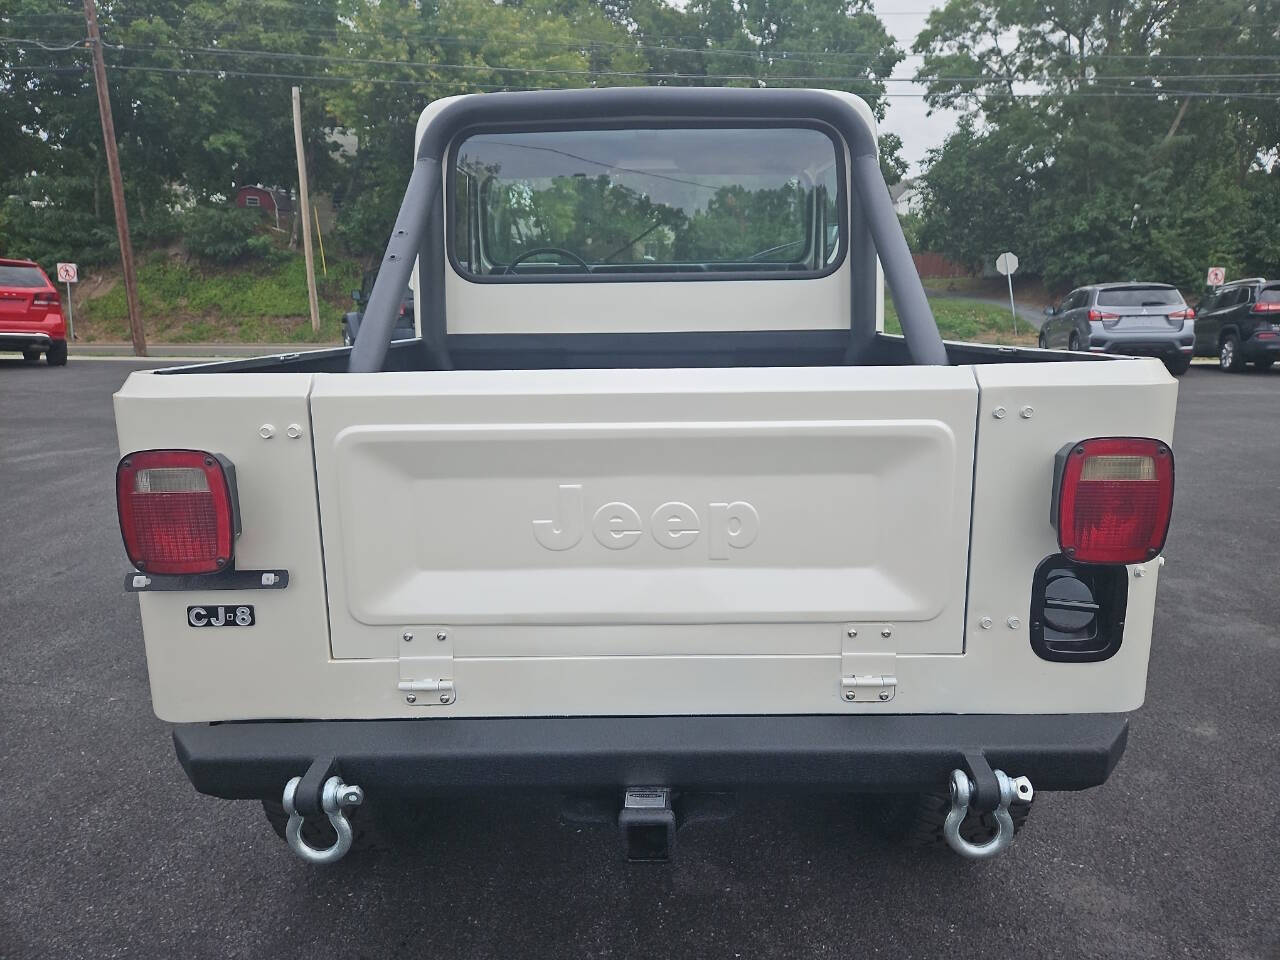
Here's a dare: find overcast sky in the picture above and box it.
[874,0,959,175]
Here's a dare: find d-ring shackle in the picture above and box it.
[943,768,1033,859]
[281,775,364,864]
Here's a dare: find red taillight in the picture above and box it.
[1167,308,1193,320]
[1087,309,1118,323]
[33,291,60,307]
[1054,438,1174,565]
[116,450,237,575]
[1251,301,1280,314]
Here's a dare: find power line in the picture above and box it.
[12,18,1280,70]
[88,62,1280,100]
[0,33,86,52]
[99,40,1280,86]
[104,41,938,82]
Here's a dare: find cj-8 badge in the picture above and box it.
[187,604,255,628]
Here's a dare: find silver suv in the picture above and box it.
[1039,283,1194,375]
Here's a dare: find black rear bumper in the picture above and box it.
[175,713,1129,800]
[1242,336,1280,360]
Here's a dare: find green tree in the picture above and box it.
[911,0,1280,289]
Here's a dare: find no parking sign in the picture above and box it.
[56,262,78,340]
[1206,266,1225,287]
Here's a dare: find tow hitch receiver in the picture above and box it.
[619,788,676,862]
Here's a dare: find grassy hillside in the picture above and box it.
[886,297,1036,346]
[70,258,1032,347]
[74,253,362,344]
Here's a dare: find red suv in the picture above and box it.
[0,258,68,366]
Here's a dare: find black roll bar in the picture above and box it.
[349,87,948,373]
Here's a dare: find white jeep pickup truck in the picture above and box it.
[114,88,1177,864]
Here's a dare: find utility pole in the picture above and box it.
[291,87,321,334]
[83,0,146,357]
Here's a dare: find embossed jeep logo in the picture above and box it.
[533,484,759,558]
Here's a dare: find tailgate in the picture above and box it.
[0,289,33,318]
[311,366,978,660]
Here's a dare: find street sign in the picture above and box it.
[1207,266,1225,287]
[56,263,78,340]
[995,252,1020,334]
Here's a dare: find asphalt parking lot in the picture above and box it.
[1,357,1277,960]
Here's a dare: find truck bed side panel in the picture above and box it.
[114,372,332,722]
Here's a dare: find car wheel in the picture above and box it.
[1164,356,1192,376]
[342,326,353,347]
[45,339,68,366]
[1037,331,1047,349]
[22,348,41,364]
[1254,358,1275,371]
[1219,334,1245,372]
[1068,332,1081,352]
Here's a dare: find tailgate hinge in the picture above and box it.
[398,627,456,706]
[841,625,898,703]
[840,674,897,702]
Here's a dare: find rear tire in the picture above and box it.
[1164,355,1192,376]
[1068,332,1081,352]
[46,339,68,366]
[1037,331,1047,349]
[1219,334,1245,372]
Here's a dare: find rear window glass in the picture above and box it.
[1095,287,1183,307]
[1259,286,1280,303]
[1095,288,1182,305]
[453,127,842,279]
[0,265,47,287]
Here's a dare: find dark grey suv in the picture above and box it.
[1039,283,1195,375]
[1192,278,1280,372]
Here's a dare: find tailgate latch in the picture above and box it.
[841,674,897,702]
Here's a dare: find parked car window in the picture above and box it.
[0,265,47,287]
[1258,286,1280,304]
[359,270,414,309]
[1095,287,1183,307]
[453,126,843,277]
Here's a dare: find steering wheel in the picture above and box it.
[502,246,592,275]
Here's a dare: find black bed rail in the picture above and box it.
[349,87,948,374]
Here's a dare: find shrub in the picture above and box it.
[0,195,117,266]
[132,202,182,248]
[181,205,278,263]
